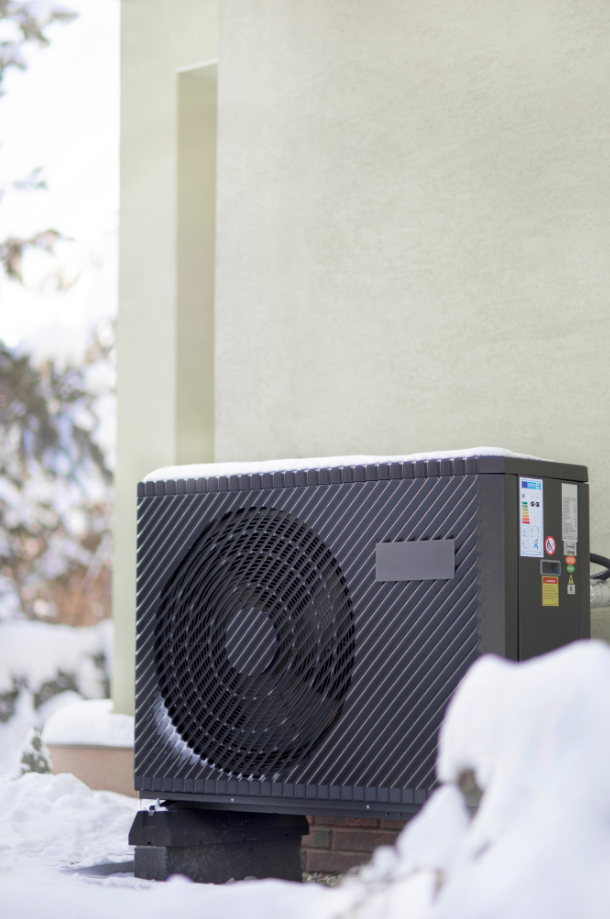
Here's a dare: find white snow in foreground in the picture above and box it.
[2,640,610,918]
[144,446,547,482]
[43,699,134,748]
[0,771,138,872]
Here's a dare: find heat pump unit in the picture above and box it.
[134,450,589,820]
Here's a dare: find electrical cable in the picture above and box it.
[590,553,610,581]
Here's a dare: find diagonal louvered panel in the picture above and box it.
[134,464,481,815]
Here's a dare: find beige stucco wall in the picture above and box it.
[116,0,610,713]
[177,64,217,465]
[114,0,217,714]
[215,1,610,560]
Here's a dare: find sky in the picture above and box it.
[0,0,119,364]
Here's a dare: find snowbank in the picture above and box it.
[0,771,138,871]
[43,699,134,747]
[2,640,610,919]
[144,446,546,482]
[0,773,337,917]
[350,640,610,919]
[0,874,335,919]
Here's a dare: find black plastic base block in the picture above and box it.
[130,808,307,883]
[134,839,303,883]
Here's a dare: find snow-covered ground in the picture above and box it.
[2,639,610,917]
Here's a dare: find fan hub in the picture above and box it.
[224,606,278,678]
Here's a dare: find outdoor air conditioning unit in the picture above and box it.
[134,450,589,821]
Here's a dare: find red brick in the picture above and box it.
[301,828,331,849]
[304,849,367,874]
[313,817,380,829]
[379,819,408,831]
[332,829,398,853]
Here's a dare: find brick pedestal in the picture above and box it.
[301,816,407,874]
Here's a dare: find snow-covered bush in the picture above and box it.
[0,1,77,96]
[18,726,52,775]
[0,2,78,279]
[0,618,112,773]
[0,4,111,626]
[0,333,113,623]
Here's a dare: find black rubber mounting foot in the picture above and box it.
[129,808,308,884]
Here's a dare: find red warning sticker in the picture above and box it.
[545,536,556,556]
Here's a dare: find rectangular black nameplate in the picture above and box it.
[375,540,455,581]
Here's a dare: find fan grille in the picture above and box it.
[155,507,355,777]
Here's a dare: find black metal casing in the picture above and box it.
[134,454,589,820]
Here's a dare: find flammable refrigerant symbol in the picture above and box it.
[545,536,556,556]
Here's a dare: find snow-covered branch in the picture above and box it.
[0,2,78,92]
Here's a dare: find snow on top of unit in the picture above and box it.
[144,446,549,482]
[42,699,134,748]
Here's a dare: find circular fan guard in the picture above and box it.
[154,507,355,777]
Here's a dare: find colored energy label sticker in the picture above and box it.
[566,564,575,573]
[520,478,543,558]
[565,555,576,565]
[542,576,559,607]
[545,536,556,556]
[562,483,578,557]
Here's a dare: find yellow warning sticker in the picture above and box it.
[542,576,559,607]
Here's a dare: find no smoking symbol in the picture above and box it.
[545,536,556,556]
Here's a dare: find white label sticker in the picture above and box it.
[562,483,578,556]
[520,477,544,557]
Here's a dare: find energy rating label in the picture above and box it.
[520,477,544,558]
